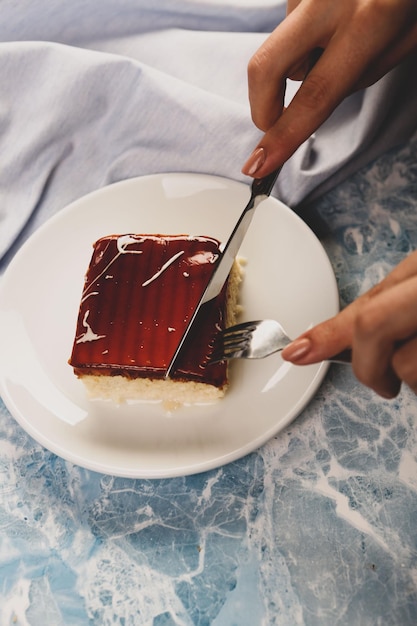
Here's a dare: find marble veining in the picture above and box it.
[1,134,417,625]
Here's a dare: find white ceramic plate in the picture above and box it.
[0,173,339,478]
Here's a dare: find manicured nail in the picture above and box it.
[282,337,312,362]
[242,147,266,176]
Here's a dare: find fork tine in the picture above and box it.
[209,344,245,364]
[212,325,256,353]
[218,321,259,340]
[220,335,248,349]
[213,330,249,350]
[210,339,246,357]
[208,322,255,363]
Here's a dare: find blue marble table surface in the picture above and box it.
[1,133,417,625]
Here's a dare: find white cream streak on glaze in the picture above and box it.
[76,310,106,344]
[81,291,99,304]
[82,235,220,300]
[117,234,146,254]
[81,235,144,300]
[142,250,185,287]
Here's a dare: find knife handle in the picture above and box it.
[250,166,281,200]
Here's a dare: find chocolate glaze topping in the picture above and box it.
[69,234,229,387]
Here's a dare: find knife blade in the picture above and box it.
[165,167,281,378]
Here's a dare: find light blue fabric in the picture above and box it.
[0,0,416,264]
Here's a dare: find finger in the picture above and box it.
[287,0,302,14]
[377,249,417,288]
[282,251,417,367]
[285,0,315,80]
[392,336,417,395]
[247,3,329,132]
[244,5,414,176]
[281,305,356,364]
[245,44,378,175]
[352,275,417,397]
[247,43,286,133]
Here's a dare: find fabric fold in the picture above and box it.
[0,40,258,261]
[0,1,416,267]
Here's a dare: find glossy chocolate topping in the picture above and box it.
[69,234,229,386]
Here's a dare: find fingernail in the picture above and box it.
[282,337,312,362]
[242,147,266,176]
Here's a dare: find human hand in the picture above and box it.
[281,250,417,398]
[242,0,417,177]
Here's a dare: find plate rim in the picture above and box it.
[0,172,338,478]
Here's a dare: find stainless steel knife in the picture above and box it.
[165,167,281,378]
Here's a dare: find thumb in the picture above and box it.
[281,304,356,364]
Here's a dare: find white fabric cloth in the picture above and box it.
[0,0,416,265]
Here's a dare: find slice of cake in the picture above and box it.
[69,234,243,407]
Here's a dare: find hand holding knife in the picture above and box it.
[165,167,281,378]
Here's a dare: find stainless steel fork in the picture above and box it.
[210,319,351,364]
